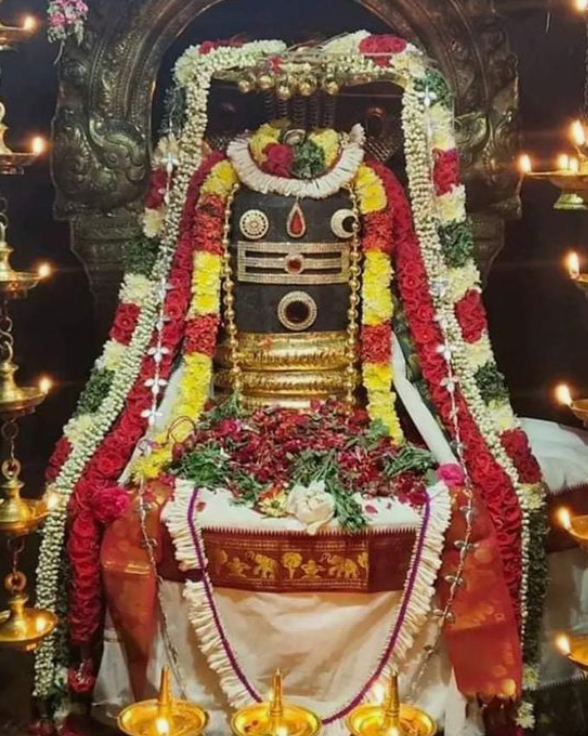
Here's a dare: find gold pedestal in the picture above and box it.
[216,331,358,409]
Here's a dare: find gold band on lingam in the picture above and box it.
[215,331,359,409]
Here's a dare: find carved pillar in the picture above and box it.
[51,0,520,337]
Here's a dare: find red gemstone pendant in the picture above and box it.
[286,201,307,239]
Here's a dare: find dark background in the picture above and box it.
[1,0,588,728]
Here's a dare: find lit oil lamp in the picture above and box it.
[556,632,588,673]
[0,1,37,52]
[118,666,209,736]
[555,383,588,428]
[346,674,436,736]
[520,120,588,210]
[0,101,46,176]
[0,568,57,652]
[231,670,322,736]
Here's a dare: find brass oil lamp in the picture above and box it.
[346,675,437,736]
[118,666,209,736]
[0,0,36,52]
[231,669,322,736]
[554,508,588,671]
[0,566,57,652]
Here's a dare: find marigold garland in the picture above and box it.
[353,163,403,445]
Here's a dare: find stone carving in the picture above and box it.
[51,0,519,334]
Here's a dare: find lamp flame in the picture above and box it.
[567,251,580,279]
[31,137,46,156]
[576,0,588,11]
[44,489,61,511]
[571,120,587,147]
[372,682,386,706]
[155,717,171,736]
[22,16,36,32]
[558,507,573,532]
[37,262,52,279]
[569,157,580,174]
[558,153,571,171]
[39,376,53,394]
[556,633,571,656]
[555,383,573,407]
[518,154,532,174]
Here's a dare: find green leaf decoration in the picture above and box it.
[475,362,509,404]
[291,139,327,180]
[383,445,436,478]
[414,70,453,109]
[123,234,160,277]
[171,442,228,489]
[75,368,114,416]
[439,221,475,268]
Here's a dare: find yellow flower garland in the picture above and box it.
[353,164,404,445]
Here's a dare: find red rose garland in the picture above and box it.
[454,290,486,344]
[367,160,524,625]
[65,152,225,648]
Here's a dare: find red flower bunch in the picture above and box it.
[28,720,57,736]
[262,142,294,177]
[358,34,407,66]
[109,302,140,345]
[89,483,130,525]
[193,194,226,255]
[363,210,394,253]
[501,429,542,485]
[185,314,220,357]
[433,148,460,196]
[64,152,226,651]
[454,289,486,344]
[144,168,169,210]
[361,324,392,364]
[67,658,97,695]
[58,715,93,736]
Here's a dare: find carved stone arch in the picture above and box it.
[52,0,518,335]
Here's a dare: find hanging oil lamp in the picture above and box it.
[0,0,36,52]
[346,674,436,736]
[231,669,322,736]
[118,666,209,736]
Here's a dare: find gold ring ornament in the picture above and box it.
[239,209,270,241]
[277,291,318,331]
[331,208,358,240]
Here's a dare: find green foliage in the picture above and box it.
[231,472,266,508]
[171,442,228,488]
[414,70,453,109]
[439,221,475,269]
[75,368,114,416]
[383,445,436,478]
[475,362,509,404]
[123,234,160,277]
[291,139,326,180]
